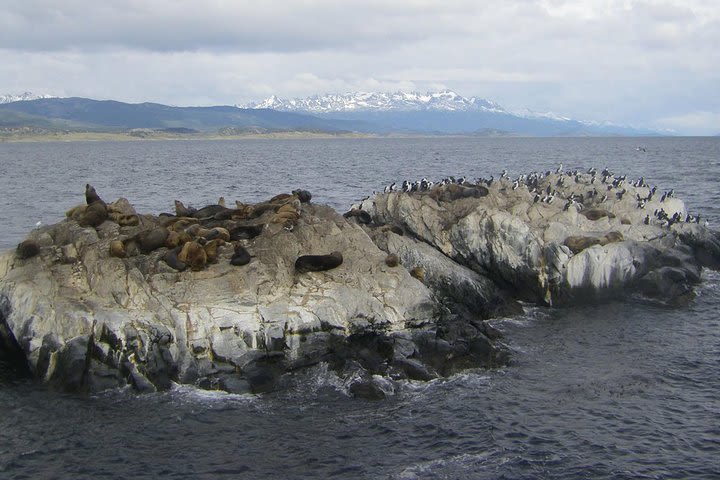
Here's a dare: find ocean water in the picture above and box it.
[1,137,719,479]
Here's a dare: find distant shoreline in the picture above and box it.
[0,130,383,143]
[0,130,707,143]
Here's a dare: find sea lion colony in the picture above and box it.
[51,185,349,274]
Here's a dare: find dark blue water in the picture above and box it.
[1,137,719,479]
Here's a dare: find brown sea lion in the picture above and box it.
[135,227,170,253]
[165,230,192,249]
[175,200,197,217]
[248,202,277,218]
[16,239,40,259]
[109,213,140,227]
[409,266,425,282]
[269,193,294,204]
[563,236,602,254]
[379,224,404,236]
[109,239,127,258]
[271,210,300,224]
[580,208,615,221]
[204,227,230,242]
[65,204,87,220]
[178,241,207,271]
[78,201,108,227]
[185,224,210,239]
[77,184,109,227]
[277,201,300,215]
[294,251,343,273]
[232,203,254,219]
[602,231,624,244]
[203,238,225,264]
[167,218,199,232]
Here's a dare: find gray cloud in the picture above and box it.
[0,0,718,134]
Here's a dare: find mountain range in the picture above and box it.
[242,90,654,136]
[0,90,658,137]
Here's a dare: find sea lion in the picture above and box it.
[166,217,199,232]
[165,230,191,249]
[435,184,488,202]
[134,227,170,253]
[409,266,425,282]
[232,203,254,219]
[16,239,40,259]
[230,244,252,266]
[78,201,108,228]
[248,202,277,218]
[163,246,187,272]
[343,208,372,225]
[580,208,615,221]
[294,251,343,273]
[379,224,404,236]
[229,224,264,240]
[77,184,109,227]
[292,189,312,203]
[204,227,230,242]
[65,204,87,220]
[602,231,624,244]
[218,196,226,207]
[110,213,140,227]
[271,210,300,224]
[563,236,602,254]
[175,200,197,217]
[85,184,104,205]
[269,193,294,204]
[109,239,127,258]
[191,204,229,220]
[276,201,300,215]
[203,238,225,264]
[178,241,207,271]
[185,224,210,239]
[385,253,399,267]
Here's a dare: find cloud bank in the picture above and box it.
[1,0,718,134]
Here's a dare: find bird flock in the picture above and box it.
[373,163,708,229]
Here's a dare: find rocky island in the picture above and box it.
[1,167,719,398]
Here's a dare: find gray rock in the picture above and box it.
[369,178,716,306]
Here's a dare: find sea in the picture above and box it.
[0,137,719,479]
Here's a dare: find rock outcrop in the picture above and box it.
[0,189,506,396]
[2,168,719,396]
[367,171,720,306]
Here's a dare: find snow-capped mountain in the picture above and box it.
[0,92,55,104]
[244,90,506,114]
[242,89,656,136]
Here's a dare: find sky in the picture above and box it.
[1,0,719,135]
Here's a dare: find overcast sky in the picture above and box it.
[1,0,719,134]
